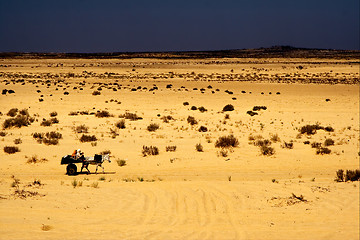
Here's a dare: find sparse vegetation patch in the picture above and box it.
[4,146,20,154]
[79,134,97,142]
[142,145,159,156]
[147,123,159,132]
[187,116,198,125]
[215,135,239,148]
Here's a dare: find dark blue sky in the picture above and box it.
[0,0,358,52]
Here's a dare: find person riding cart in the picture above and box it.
[72,149,85,161]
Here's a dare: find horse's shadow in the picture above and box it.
[70,171,116,176]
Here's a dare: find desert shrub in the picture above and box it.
[224,114,230,120]
[223,104,234,112]
[316,147,331,155]
[191,106,197,110]
[26,155,48,164]
[14,138,22,144]
[0,131,6,137]
[95,110,112,118]
[324,138,335,146]
[248,135,255,141]
[215,135,239,148]
[161,115,174,123]
[92,90,101,95]
[303,141,310,145]
[119,112,142,120]
[270,134,280,142]
[45,131,62,139]
[147,123,159,132]
[246,111,258,116]
[299,124,323,135]
[117,159,126,166]
[115,120,126,129]
[17,109,29,116]
[68,111,78,116]
[195,143,203,152]
[49,111,58,117]
[344,170,360,182]
[32,131,62,145]
[254,139,271,147]
[311,142,322,148]
[324,126,334,132]
[198,126,208,132]
[282,141,294,149]
[142,145,159,156]
[219,149,228,157]
[335,169,344,182]
[260,145,275,156]
[71,179,78,188]
[80,134,97,142]
[79,111,89,115]
[183,102,189,106]
[50,117,59,124]
[187,116,198,125]
[40,119,52,126]
[7,108,18,117]
[44,138,58,145]
[4,146,20,154]
[198,106,207,112]
[32,132,44,140]
[3,115,33,129]
[166,146,177,152]
[252,106,267,111]
[75,124,88,133]
[248,134,263,142]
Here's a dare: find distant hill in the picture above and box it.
[0,46,359,59]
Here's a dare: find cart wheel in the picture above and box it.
[67,164,77,175]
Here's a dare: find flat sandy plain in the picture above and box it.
[0,55,359,240]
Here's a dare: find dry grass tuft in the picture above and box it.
[147,123,159,132]
[26,155,48,164]
[79,134,97,142]
[215,135,239,148]
[195,143,204,152]
[142,145,159,156]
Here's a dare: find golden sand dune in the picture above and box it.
[0,57,359,239]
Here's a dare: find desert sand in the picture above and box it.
[0,56,359,240]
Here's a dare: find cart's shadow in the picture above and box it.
[70,171,116,176]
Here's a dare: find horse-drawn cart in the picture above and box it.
[61,154,111,175]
